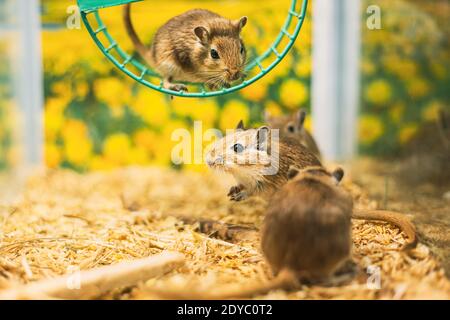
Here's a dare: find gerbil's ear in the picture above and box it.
[234,16,247,32]
[287,166,299,180]
[236,120,245,131]
[194,26,209,44]
[296,109,306,130]
[331,167,344,184]
[256,126,270,150]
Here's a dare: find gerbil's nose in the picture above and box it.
[227,69,242,81]
[230,71,241,81]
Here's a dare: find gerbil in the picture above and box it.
[396,108,450,188]
[265,109,321,158]
[205,120,417,250]
[124,4,247,91]
[206,120,321,201]
[152,166,354,299]
[260,166,354,285]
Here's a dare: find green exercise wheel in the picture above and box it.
[77,0,308,97]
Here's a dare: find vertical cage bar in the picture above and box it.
[312,0,361,160]
[17,0,43,166]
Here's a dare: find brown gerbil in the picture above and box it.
[205,121,321,201]
[152,166,354,299]
[260,165,354,284]
[205,121,417,250]
[265,109,321,158]
[123,4,247,91]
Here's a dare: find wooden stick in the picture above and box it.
[0,251,184,300]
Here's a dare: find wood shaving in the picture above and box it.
[0,166,449,299]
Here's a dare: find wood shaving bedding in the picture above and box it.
[0,166,448,299]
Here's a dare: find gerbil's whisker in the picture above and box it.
[197,70,223,75]
[205,74,226,90]
[241,54,257,69]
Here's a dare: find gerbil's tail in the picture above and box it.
[352,209,418,251]
[150,269,298,300]
[123,3,152,65]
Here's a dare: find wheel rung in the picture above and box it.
[120,55,133,68]
[256,61,266,73]
[94,26,106,34]
[105,43,117,53]
[289,10,303,19]
[271,47,281,58]
[281,28,293,39]
[139,68,148,80]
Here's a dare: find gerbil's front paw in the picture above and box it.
[228,184,248,202]
[227,185,242,197]
[168,84,188,92]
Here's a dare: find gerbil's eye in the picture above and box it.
[240,46,245,54]
[287,125,295,133]
[210,49,220,59]
[232,143,244,153]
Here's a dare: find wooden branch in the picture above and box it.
[0,251,184,300]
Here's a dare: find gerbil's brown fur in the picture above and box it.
[257,136,322,196]
[265,109,321,158]
[123,4,247,91]
[261,166,354,281]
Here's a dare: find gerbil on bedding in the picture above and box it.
[203,120,417,250]
[148,123,420,299]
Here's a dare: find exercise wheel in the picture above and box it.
[77,0,308,97]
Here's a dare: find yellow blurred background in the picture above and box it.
[1,0,447,172]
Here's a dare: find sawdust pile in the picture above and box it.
[0,167,449,299]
